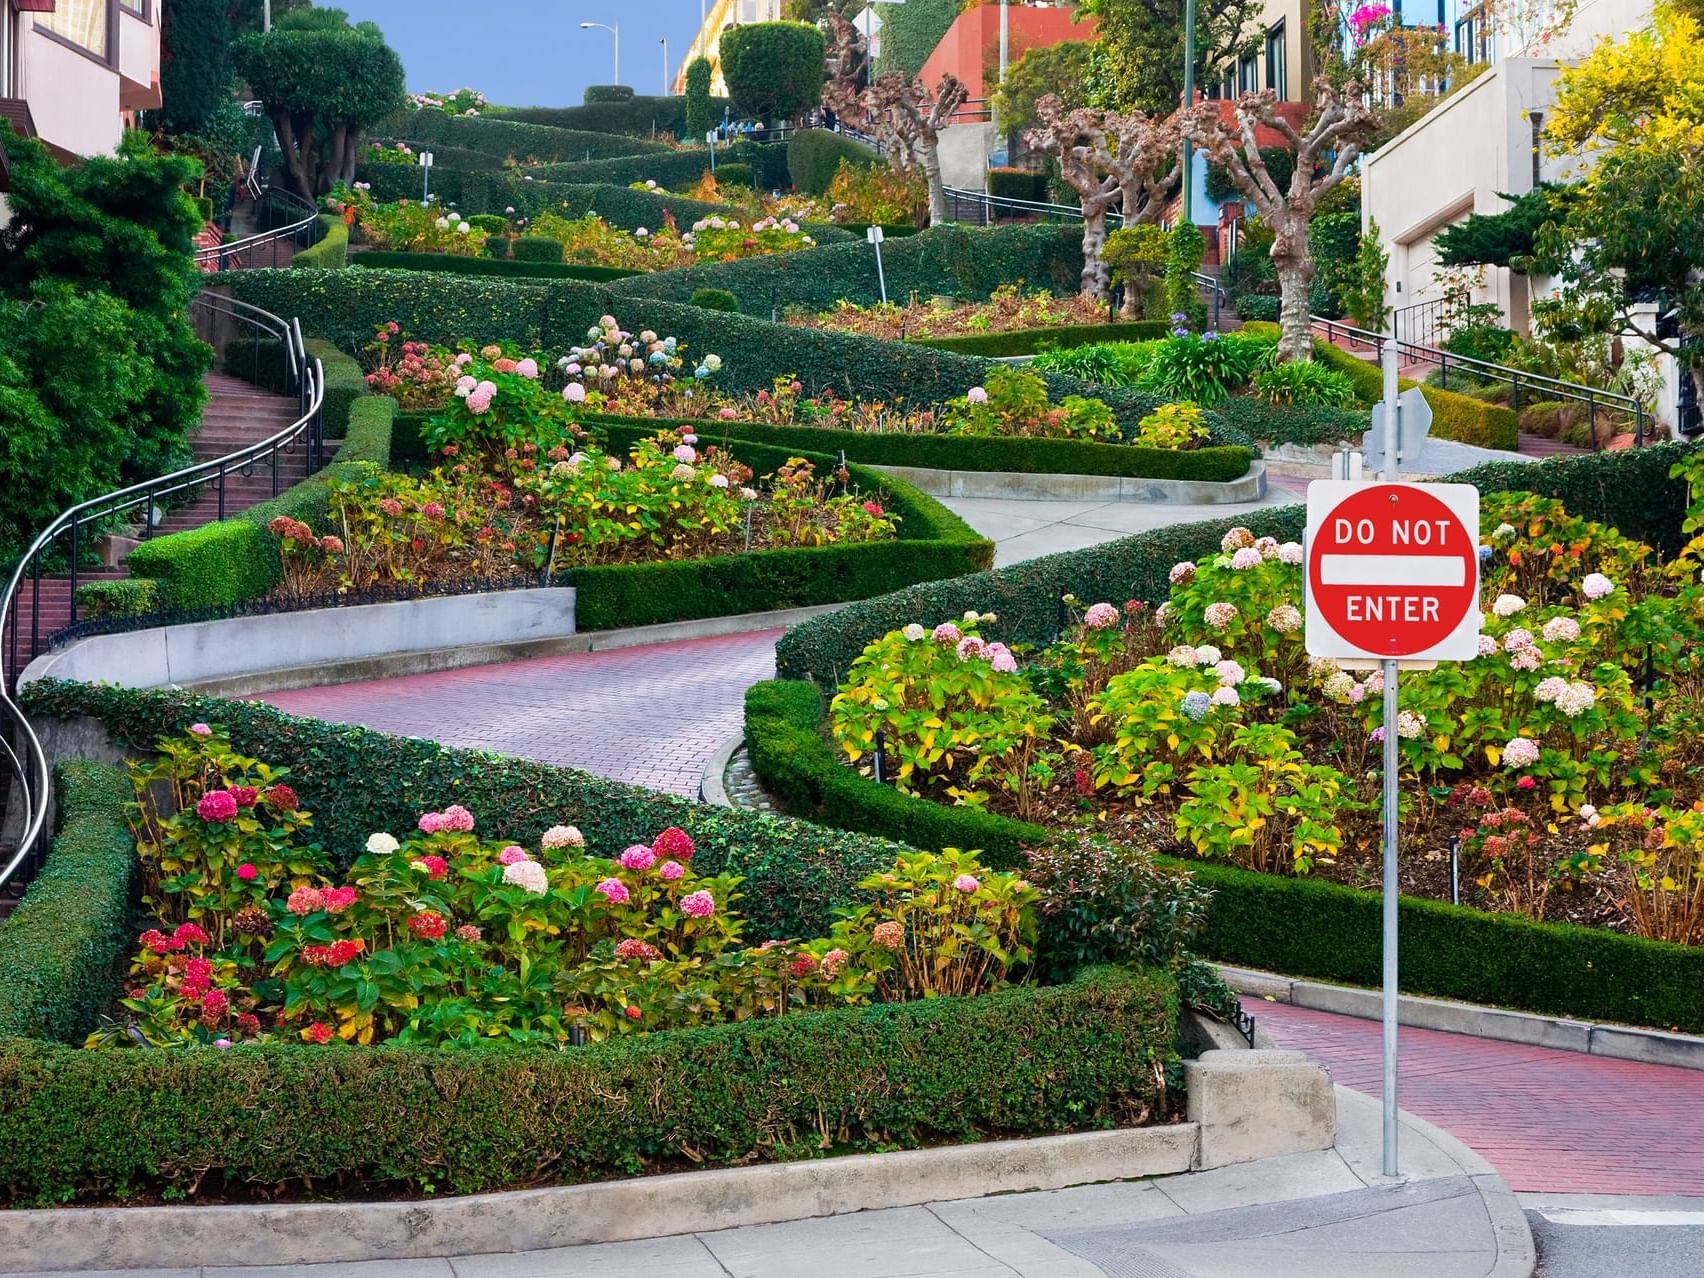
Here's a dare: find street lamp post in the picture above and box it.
[1181,0,1197,224]
[581,21,620,86]
[999,0,1009,84]
[660,36,670,95]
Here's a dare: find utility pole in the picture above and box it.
[263,0,271,32]
[1181,0,1196,223]
[999,0,1009,83]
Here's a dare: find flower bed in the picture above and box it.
[0,692,1184,1203]
[789,286,1134,343]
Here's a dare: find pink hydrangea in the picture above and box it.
[287,886,327,916]
[1502,628,1535,652]
[595,877,631,905]
[955,635,989,662]
[953,874,980,893]
[1210,685,1241,708]
[652,827,695,861]
[1083,602,1120,629]
[197,790,238,823]
[680,890,716,918]
[658,859,686,881]
[465,388,494,415]
[988,643,1018,674]
[189,723,212,737]
[1534,676,1568,704]
[1476,634,1498,657]
[515,357,539,379]
[1169,561,1197,585]
[1204,602,1239,630]
[1542,616,1581,643]
[872,920,904,949]
[822,948,850,976]
[1214,659,1246,686]
[1278,542,1304,565]
[440,804,475,832]
[1167,644,1201,668]
[236,862,258,881]
[1503,736,1541,769]
[1582,573,1614,600]
[673,444,697,464]
[966,386,989,404]
[1266,604,1302,634]
[455,924,483,942]
[1510,645,1542,671]
[563,383,587,403]
[619,844,658,871]
[1230,547,1263,571]
[1220,527,1255,553]
[615,938,662,961]
[932,622,961,643]
[542,824,584,849]
[502,860,549,894]
[497,845,531,866]
[323,886,357,913]
[417,811,446,833]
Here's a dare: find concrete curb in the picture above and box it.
[867,460,1267,505]
[1334,1087,1537,1278]
[699,730,742,808]
[1220,964,1704,1072]
[174,602,839,698]
[0,1127,1201,1273]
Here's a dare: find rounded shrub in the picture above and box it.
[584,85,635,103]
[512,235,565,263]
[714,162,754,189]
[719,21,826,123]
[691,288,741,313]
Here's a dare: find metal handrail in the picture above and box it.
[194,187,321,269]
[1192,270,1227,332]
[1310,315,1646,447]
[941,185,1128,229]
[0,293,324,897]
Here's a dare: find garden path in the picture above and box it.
[1250,997,1704,1196]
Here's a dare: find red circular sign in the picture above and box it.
[1308,484,1477,656]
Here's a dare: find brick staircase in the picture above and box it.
[3,370,308,665]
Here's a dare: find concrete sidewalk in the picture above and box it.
[12,1088,1532,1278]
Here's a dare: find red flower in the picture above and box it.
[413,854,449,880]
[1073,769,1093,797]
[1517,776,1537,790]
[652,826,695,861]
[862,501,883,517]
[201,989,229,1021]
[789,954,819,978]
[140,928,181,955]
[624,1005,642,1020]
[408,911,449,941]
[322,886,358,913]
[305,1021,335,1045]
[236,863,258,881]
[228,785,258,807]
[236,1012,262,1035]
[174,922,209,946]
[196,790,238,823]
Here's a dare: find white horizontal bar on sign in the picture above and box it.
[1318,554,1466,588]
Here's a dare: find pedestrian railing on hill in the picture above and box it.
[194,186,321,272]
[0,293,324,903]
[941,185,1128,229]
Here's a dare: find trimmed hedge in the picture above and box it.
[291,215,348,270]
[495,95,734,139]
[788,128,881,194]
[913,321,1171,358]
[1243,324,1520,452]
[1215,396,1367,449]
[611,222,1085,316]
[773,440,1698,685]
[397,109,671,161]
[741,676,1704,1033]
[0,763,136,1044]
[524,140,790,192]
[544,183,854,244]
[586,411,1254,483]
[0,961,1173,1202]
[351,249,641,282]
[73,576,160,618]
[512,235,565,262]
[217,269,1249,444]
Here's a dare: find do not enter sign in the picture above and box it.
[1304,481,1481,661]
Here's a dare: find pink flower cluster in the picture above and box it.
[497,845,531,865]
[619,844,657,871]
[418,805,475,834]
[1083,601,1120,629]
[680,890,716,918]
[197,790,239,823]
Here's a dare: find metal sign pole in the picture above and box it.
[1380,337,1401,1179]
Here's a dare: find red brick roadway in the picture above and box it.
[1251,997,1704,1196]
[260,629,781,797]
[265,627,1704,1198]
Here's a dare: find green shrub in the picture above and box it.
[308,337,368,438]
[73,577,160,618]
[987,167,1048,203]
[498,94,733,139]
[1233,295,1280,322]
[690,287,741,312]
[740,675,1704,1033]
[0,763,136,1044]
[610,222,1085,316]
[1246,322,1522,452]
[397,108,672,161]
[352,251,639,282]
[291,216,348,270]
[714,161,754,189]
[0,960,1174,1202]
[193,195,215,223]
[584,85,635,104]
[719,21,825,124]
[466,213,508,234]
[1251,360,1358,407]
[788,128,880,194]
[912,321,1170,357]
[511,235,564,263]
[586,412,1253,483]
[483,235,511,260]
[1215,397,1366,449]
[524,141,789,192]
[1163,222,1207,330]
[684,58,716,140]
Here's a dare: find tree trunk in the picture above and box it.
[1080,205,1110,300]
[921,137,948,227]
[1271,215,1316,363]
[273,111,316,205]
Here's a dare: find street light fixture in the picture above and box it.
[660,36,670,96]
[581,21,620,86]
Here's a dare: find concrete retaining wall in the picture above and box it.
[19,589,577,693]
[869,460,1267,505]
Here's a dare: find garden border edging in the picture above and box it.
[867,459,1267,505]
[0,1051,1334,1273]
[1220,965,1704,1072]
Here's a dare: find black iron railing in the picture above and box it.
[195,186,321,272]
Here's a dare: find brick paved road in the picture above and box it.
[261,630,781,796]
[1251,998,1704,1196]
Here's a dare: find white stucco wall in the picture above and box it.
[117,5,159,108]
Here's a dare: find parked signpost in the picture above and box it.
[1304,343,1481,1177]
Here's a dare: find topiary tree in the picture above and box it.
[719,21,827,124]
[1187,79,1379,361]
[684,57,715,140]
[232,19,406,201]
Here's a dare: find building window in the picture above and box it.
[37,0,109,58]
[1265,20,1286,98]
[1222,68,1235,99]
[1238,52,1258,94]
[119,0,147,17]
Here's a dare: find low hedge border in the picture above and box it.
[912,321,1171,358]
[0,762,136,1044]
[396,109,673,162]
[522,140,790,193]
[217,269,1253,450]
[774,442,1698,687]
[492,95,733,139]
[217,337,368,440]
[291,216,348,270]
[740,677,1704,1033]
[1242,324,1519,452]
[585,411,1254,483]
[1215,397,1368,449]
[543,182,855,245]
[350,250,642,282]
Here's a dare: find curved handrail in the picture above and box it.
[0,292,325,896]
[195,187,321,269]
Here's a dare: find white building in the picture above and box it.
[674,0,787,97]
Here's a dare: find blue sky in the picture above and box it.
[338,1,710,106]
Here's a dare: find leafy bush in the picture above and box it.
[1133,401,1210,449]
[396,108,671,161]
[940,367,1119,443]
[584,85,635,104]
[1137,332,1276,405]
[511,235,564,263]
[1233,294,1280,322]
[73,577,160,618]
[1252,360,1358,407]
[691,287,741,312]
[1163,223,1208,330]
[292,216,349,269]
[987,167,1048,203]
[914,321,1170,357]
[719,22,826,123]
[788,128,880,194]
[1215,397,1366,449]
[351,252,639,282]
[714,161,754,189]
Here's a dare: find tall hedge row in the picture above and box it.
[495,94,734,139]
[787,128,881,194]
[394,109,672,161]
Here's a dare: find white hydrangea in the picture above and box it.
[1278,542,1304,565]
[502,860,550,895]
[1492,594,1526,618]
[903,623,927,642]
[366,832,399,855]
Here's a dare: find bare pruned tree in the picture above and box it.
[1186,78,1380,362]
[865,72,968,225]
[1104,109,1183,225]
[1024,95,1123,299]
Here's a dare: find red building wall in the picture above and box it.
[918,4,1097,101]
